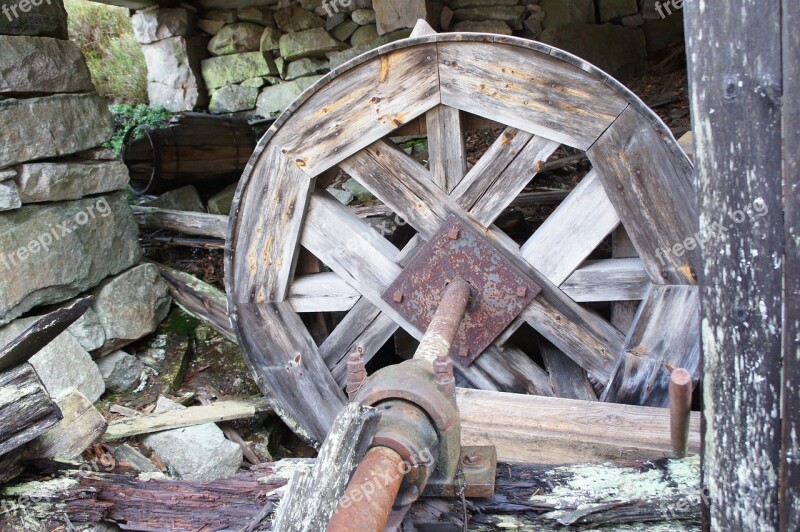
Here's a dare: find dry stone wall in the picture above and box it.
[133,0,683,117]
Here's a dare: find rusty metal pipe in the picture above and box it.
[669,368,693,458]
[327,446,406,532]
[413,276,472,364]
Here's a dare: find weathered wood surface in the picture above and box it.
[29,391,106,461]
[0,364,61,457]
[685,1,785,529]
[272,403,379,531]
[559,258,650,303]
[601,286,701,407]
[610,226,641,334]
[457,388,700,464]
[289,273,360,313]
[426,105,467,193]
[539,338,597,401]
[437,40,628,150]
[0,456,701,530]
[132,206,228,239]
[587,106,698,286]
[103,398,271,441]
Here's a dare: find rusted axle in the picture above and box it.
[669,368,693,458]
[413,276,472,364]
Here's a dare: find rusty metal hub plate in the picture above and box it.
[382,215,540,366]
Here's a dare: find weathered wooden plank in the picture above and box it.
[601,285,700,407]
[459,344,554,396]
[103,398,272,441]
[559,258,651,303]
[0,363,61,457]
[426,105,467,193]
[272,403,379,531]
[278,44,440,177]
[392,113,502,137]
[234,302,346,446]
[132,206,228,239]
[685,1,784,527]
[289,273,360,313]
[438,41,628,150]
[520,170,620,285]
[587,106,698,285]
[610,226,641,334]
[457,388,700,464]
[230,146,315,304]
[539,338,597,401]
[30,391,106,460]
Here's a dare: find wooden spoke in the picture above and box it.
[610,226,641,333]
[588,106,698,285]
[437,40,628,150]
[426,105,467,193]
[601,285,701,407]
[520,170,620,285]
[460,344,554,396]
[234,302,345,444]
[560,258,651,303]
[539,338,597,401]
[288,273,359,313]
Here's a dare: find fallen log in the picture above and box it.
[132,206,228,239]
[0,456,701,530]
[0,364,62,458]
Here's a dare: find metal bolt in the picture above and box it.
[462,453,483,466]
[459,347,470,358]
[448,228,460,240]
[346,347,367,400]
[516,287,527,298]
[393,291,404,303]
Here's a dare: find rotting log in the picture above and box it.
[0,363,62,458]
[0,456,701,530]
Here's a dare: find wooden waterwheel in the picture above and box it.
[225,29,700,446]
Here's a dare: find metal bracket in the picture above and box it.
[423,445,497,499]
[382,215,541,366]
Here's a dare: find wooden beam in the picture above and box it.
[426,105,467,193]
[30,391,106,460]
[457,388,700,464]
[289,273,359,313]
[0,363,61,457]
[559,258,650,303]
[132,206,228,239]
[685,0,784,528]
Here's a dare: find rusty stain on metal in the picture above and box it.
[516,287,528,298]
[448,228,460,240]
[412,276,472,365]
[382,215,541,367]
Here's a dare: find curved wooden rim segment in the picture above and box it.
[225,34,700,444]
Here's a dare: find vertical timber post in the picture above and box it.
[685,1,787,530]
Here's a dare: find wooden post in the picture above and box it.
[685,1,785,529]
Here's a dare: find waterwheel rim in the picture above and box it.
[225,33,700,446]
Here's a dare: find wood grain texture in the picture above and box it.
[278,44,440,177]
[132,206,228,239]
[30,391,106,460]
[0,363,61,456]
[610,226,641,334]
[540,338,597,401]
[601,285,701,407]
[426,105,467,193]
[459,343,553,396]
[559,258,651,303]
[233,302,346,446]
[520,170,620,285]
[288,273,360,313]
[438,41,628,150]
[588,106,698,286]
[457,388,700,464]
[685,1,784,528]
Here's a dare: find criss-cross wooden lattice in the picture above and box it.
[226,32,701,445]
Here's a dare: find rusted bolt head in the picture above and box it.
[516,287,527,297]
[459,347,470,358]
[393,291,404,303]
[448,228,460,240]
[462,453,483,466]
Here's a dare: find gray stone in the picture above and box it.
[208,22,265,56]
[598,0,639,22]
[198,19,226,35]
[92,264,172,354]
[453,5,527,30]
[523,15,543,37]
[260,26,284,51]
[331,20,359,41]
[642,11,685,55]
[0,36,93,95]
[274,6,325,32]
[256,75,323,117]
[240,77,266,88]
[207,183,237,215]
[325,12,346,30]
[622,13,645,27]
[0,192,141,326]
[279,28,347,61]
[142,397,243,481]
[201,51,279,90]
[237,6,275,26]
[328,45,372,69]
[343,178,375,203]
[75,148,118,161]
[0,0,67,39]
[441,5,454,30]
[0,317,104,402]
[538,0,595,29]
[0,181,21,212]
[327,187,353,205]
[203,9,238,23]
[450,0,519,7]
[285,57,330,80]
[0,94,114,169]
[350,24,379,47]
[274,55,286,77]
[209,84,260,113]
[96,351,144,393]
[144,185,206,212]
[15,161,130,203]
[539,23,646,81]
[66,305,106,352]
[373,0,427,34]
[351,8,376,25]
[132,8,196,44]
[142,37,209,112]
[452,20,513,35]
